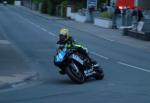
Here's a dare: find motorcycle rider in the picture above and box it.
[56,28,97,74]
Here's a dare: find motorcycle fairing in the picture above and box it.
[55,48,67,62]
[71,54,84,65]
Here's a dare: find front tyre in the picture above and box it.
[66,63,85,84]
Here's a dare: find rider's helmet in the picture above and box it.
[59,28,70,43]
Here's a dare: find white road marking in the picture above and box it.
[118,61,150,73]
[24,17,57,38]
[30,22,42,29]
[91,51,109,60]
[0,40,10,44]
[15,13,42,30]
[29,22,35,25]
[41,28,47,32]
[48,32,57,37]
[101,37,115,42]
[35,25,41,28]
[19,15,56,38]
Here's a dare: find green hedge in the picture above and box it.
[47,0,53,15]
[40,0,60,15]
[40,0,67,15]
[61,0,68,7]
[100,11,114,19]
[32,0,42,3]
[41,0,48,14]
[6,0,15,4]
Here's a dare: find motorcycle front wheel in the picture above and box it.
[66,62,85,84]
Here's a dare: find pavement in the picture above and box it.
[0,5,38,90]
[0,38,37,90]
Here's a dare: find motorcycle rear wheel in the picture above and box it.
[94,67,104,80]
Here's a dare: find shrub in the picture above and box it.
[32,0,42,3]
[47,0,53,15]
[41,0,48,14]
[61,0,68,7]
[100,11,114,19]
[6,0,15,4]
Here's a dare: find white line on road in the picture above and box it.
[22,16,57,38]
[28,21,57,38]
[41,28,47,32]
[118,61,150,73]
[23,17,57,38]
[91,51,109,60]
[101,37,115,42]
[0,40,10,44]
[35,25,41,28]
[16,14,43,31]
[30,22,41,28]
[24,18,42,28]
[48,32,57,37]
[29,22,35,25]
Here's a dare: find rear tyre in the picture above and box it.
[94,67,104,80]
[66,63,85,84]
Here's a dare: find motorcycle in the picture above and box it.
[54,46,104,84]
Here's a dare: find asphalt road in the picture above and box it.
[0,5,150,103]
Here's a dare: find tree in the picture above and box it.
[98,0,108,8]
[71,0,86,12]
[5,0,15,4]
[41,0,48,13]
[40,0,63,15]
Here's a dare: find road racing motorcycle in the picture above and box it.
[54,46,104,84]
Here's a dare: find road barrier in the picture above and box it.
[123,29,150,41]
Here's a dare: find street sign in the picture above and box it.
[87,0,97,8]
